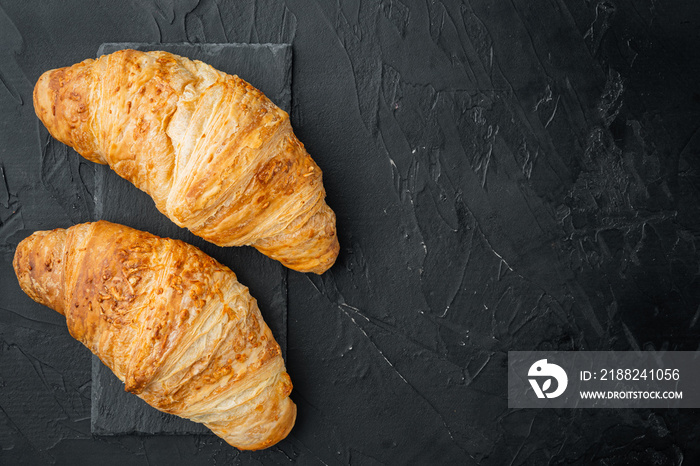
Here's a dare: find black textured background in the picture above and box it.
[1,1,700,465]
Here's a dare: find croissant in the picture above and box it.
[33,49,338,274]
[13,220,296,450]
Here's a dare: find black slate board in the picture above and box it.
[89,42,292,436]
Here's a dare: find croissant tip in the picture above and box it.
[235,398,297,451]
[33,71,51,120]
[12,228,69,315]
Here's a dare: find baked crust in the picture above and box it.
[33,49,339,274]
[13,220,296,450]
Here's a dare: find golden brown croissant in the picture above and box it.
[33,49,338,274]
[13,220,296,450]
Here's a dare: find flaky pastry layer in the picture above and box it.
[13,221,296,450]
[33,49,339,273]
